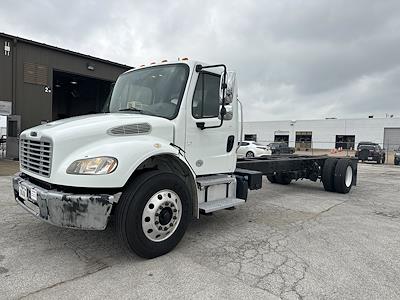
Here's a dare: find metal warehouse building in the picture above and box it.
[0,32,131,158]
[244,117,400,151]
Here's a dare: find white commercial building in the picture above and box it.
[243,117,400,151]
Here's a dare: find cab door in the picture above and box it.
[184,71,238,175]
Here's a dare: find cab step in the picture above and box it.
[199,198,245,213]
[196,174,235,188]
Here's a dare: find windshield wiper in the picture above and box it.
[118,107,143,112]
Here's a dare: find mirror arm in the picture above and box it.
[195,64,227,130]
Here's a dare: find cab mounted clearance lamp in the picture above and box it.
[67,157,118,175]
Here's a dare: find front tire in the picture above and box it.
[246,151,255,158]
[116,170,192,258]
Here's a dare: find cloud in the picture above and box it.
[1,0,400,121]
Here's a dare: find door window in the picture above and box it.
[192,72,220,119]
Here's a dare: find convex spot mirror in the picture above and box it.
[218,105,233,120]
[219,71,237,105]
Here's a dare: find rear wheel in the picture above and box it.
[334,159,354,194]
[116,170,191,258]
[246,151,255,158]
[322,158,338,192]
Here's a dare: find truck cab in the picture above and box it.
[12,60,257,258]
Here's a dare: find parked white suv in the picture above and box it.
[237,141,271,158]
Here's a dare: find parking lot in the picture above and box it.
[0,162,399,299]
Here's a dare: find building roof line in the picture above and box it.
[245,116,400,123]
[0,32,132,69]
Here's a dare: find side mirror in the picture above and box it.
[219,71,237,104]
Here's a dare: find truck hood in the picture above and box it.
[21,113,175,143]
[19,113,177,186]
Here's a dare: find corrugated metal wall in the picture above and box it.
[0,34,131,131]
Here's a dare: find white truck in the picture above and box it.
[12,60,358,258]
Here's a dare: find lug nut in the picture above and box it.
[173,216,177,220]
[164,227,168,231]
[173,209,177,212]
[155,221,159,225]
[158,226,162,230]
[170,223,173,227]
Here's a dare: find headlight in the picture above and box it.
[67,157,118,175]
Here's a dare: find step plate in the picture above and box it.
[199,198,245,213]
[196,175,235,187]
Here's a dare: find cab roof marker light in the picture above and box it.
[150,62,156,65]
[161,60,168,63]
[140,64,145,67]
[181,57,189,61]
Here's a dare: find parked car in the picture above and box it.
[355,142,385,164]
[237,141,271,158]
[394,147,400,166]
[268,142,295,155]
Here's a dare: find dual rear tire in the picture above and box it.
[322,158,354,194]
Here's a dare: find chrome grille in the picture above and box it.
[20,138,52,177]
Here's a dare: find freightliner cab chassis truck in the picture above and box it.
[12,60,358,258]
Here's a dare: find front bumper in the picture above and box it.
[12,173,117,230]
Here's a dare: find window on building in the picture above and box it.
[335,135,355,149]
[295,131,312,150]
[192,72,220,119]
[244,134,257,141]
[274,134,289,145]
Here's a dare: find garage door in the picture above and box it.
[383,128,400,150]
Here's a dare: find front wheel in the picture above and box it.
[116,170,192,258]
[246,151,255,158]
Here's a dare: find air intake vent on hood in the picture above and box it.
[107,123,152,136]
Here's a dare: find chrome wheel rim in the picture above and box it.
[142,189,182,242]
[345,166,353,187]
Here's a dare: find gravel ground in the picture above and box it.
[0,163,399,299]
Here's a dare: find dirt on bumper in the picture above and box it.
[12,174,117,230]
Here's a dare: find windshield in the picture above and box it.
[109,64,189,119]
[358,145,375,150]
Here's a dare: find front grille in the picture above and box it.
[20,138,52,177]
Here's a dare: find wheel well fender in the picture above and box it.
[126,154,198,218]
